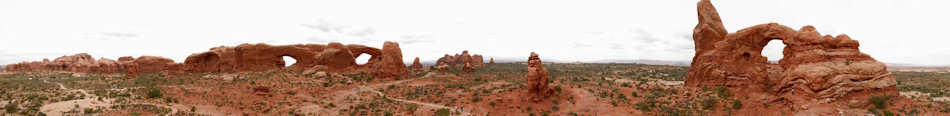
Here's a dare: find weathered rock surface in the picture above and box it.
[372,41,409,78]
[472,54,484,67]
[435,50,487,72]
[183,41,407,77]
[489,58,495,64]
[4,53,181,76]
[686,0,897,110]
[437,64,449,72]
[409,57,424,71]
[7,42,409,78]
[526,52,552,102]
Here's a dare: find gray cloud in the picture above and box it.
[81,32,139,40]
[398,35,435,45]
[302,20,379,44]
[572,43,593,48]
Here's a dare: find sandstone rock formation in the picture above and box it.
[436,54,457,67]
[409,57,424,71]
[372,42,409,78]
[490,58,495,64]
[7,42,409,78]
[435,50,486,72]
[437,64,449,72]
[183,41,408,78]
[526,52,552,102]
[4,53,181,77]
[472,55,484,67]
[686,0,897,109]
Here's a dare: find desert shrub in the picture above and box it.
[286,90,297,95]
[83,108,101,114]
[731,100,742,109]
[146,88,163,99]
[4,103,17,113]
[435,108,451,116]
[881,110,894,116]
[471,96,482,102]
[635,101,655,111]
[701,97,718,110]
[869,95,890,109]
[712,86,732,98]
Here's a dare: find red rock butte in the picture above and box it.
[6,41,409,78]
[687,0,897,108]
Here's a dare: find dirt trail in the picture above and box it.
[40,80,183,116]
[300,72,472,115]
[40,80,113,116]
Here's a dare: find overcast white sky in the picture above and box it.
[1,0,948,66]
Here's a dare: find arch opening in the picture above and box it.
[355,53,371,65]
[762,40,786,64]
[282,56,297,67]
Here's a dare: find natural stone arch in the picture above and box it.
[687,0,897,109]
[184,52,222,73]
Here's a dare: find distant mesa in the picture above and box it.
[686,0,897,113]
[6,41,410,78]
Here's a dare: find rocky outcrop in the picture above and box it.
[490,58,495,64]
[4,53,181,77]
[686,0,897,109]
[436,54,457,67]
[526,52,552,102]
[372,42,409,78]
[472,55,484,67]
[437,64,449,72]
[409,57,424,71]
[183,41,407,78]
[435,50,487,72]
[7,42,409,78]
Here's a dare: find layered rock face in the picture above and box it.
[183,41,407,78]
[526,52,552,102]
[4,53,180,76]
[7,42,409,78]
[409,57,424,71]
[372,42,409,77]
[686,0,897,106]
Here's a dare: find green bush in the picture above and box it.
[4,103,18,113]
[731,100,742,109]
[701,97,718,110]
[146,89,163,99]
[882,110,894,116]
[869,95,890,109]
[712,86,732,98]
[435,108,451,116]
